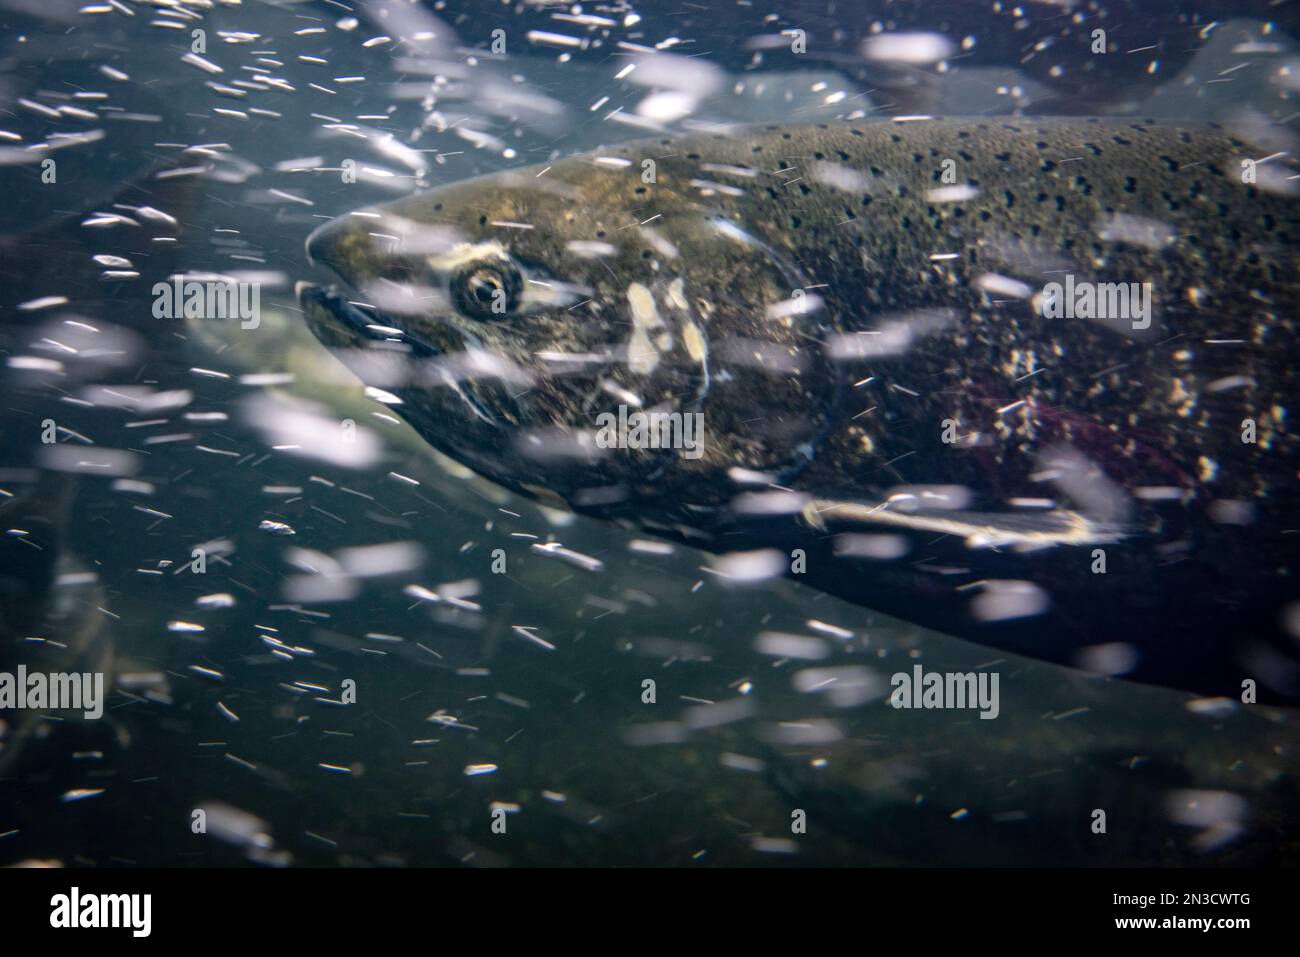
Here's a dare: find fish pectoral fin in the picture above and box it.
[803,497,1123,549]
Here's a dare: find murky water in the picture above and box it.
[0,1,1297,867]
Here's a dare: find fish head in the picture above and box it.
[301,147,842,516]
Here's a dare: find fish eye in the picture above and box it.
[450,261,522,320]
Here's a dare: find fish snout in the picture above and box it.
[305,217,347,274]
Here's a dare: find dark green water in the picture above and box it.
[0,0,1297,866]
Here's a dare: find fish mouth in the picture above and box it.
[298,281,368,333]
[303,217,445,356]
[301,217,384,342]
[296,282,441,357]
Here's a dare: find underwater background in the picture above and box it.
[0,0,1297,866]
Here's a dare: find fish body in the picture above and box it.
[301,118,1300,701]
[0,136,195,775]
[0,472,111,777]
